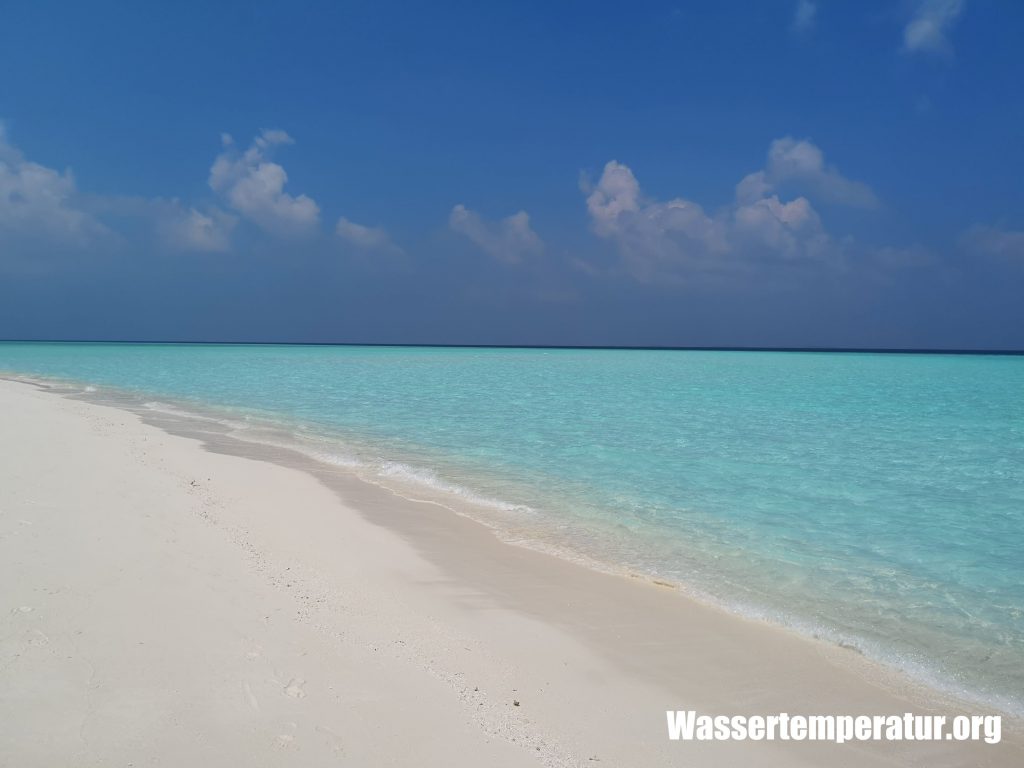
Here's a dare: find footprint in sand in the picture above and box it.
[284,678,306,699]
[28,629,50,647]
[275,722,298,749]
[315,724,345,755]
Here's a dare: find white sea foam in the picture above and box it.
[141,399,263,434]
[372,460,535,514]
[219,424,539,521]
[654,579,1024,719]
[142,400,204,419]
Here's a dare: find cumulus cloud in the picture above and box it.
[792,0,816,33]
[0,123,108,247]
[583,161,729,279]
[449,204,544,263]
[209,130,319,236]
[736,137,877,208]
[961,225,1024,262]
[336,216,403,256]
[732,194,830,261]
[583,139,863,281]
[158,203,237,253]
[0,124,242,256]
[903,0,964,55]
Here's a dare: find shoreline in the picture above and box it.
[1,377,1020,766]
[7,369,1021,719]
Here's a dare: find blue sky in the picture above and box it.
[1,0,1022,347]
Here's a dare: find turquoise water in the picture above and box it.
[2,342,1022,711]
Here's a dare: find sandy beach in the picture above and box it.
[0,377,1019,767]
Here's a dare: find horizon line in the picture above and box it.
[1,339,1023,356]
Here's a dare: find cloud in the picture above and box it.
[961,225,1024,262]
[792,0,816,33]
[449,204,544,263]
[582,139,870,282]
[70,192,239,254]
[736,137,877,208]
[336,216,403,256]
[0,124,240,256]
[158,203,237,253]
[0,123,108,248]
[583,161,729,279]
[209,130,319,236]
[903,0,965,55]
[732,194,830,261]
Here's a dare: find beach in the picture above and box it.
[0,376,1019,767]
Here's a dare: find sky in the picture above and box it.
[1,0,1022,348]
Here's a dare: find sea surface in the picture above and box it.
[2,342,1022,712]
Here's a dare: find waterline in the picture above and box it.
[2,343,1022,715]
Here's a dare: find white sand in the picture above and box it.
[1,378,1019,767]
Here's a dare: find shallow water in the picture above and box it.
[2,342,1022,712]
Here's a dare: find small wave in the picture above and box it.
[142,400,194,416]
[141,399,252,432]
[223,426,537,517]
[307,449,363,469]
[666,585,1024,719]
[372,460,535,515]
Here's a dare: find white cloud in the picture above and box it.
[583,161,728,279]
[449,204,544,263]
[732,194,830,261]
[72,193,238,254]
[961,225,1024,262]
[737,137,877,208]
[792,0,816,33]
[159,203,237,252]
[583,141,860,281]
[336,216,403,256]
[904,0,964,55]
[0,123,108,247]
[209,130,319,236]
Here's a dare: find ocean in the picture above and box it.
[2,342,1022,712]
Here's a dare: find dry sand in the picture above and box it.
[1,377,1020,767]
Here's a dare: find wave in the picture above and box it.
[371,460,536,515]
